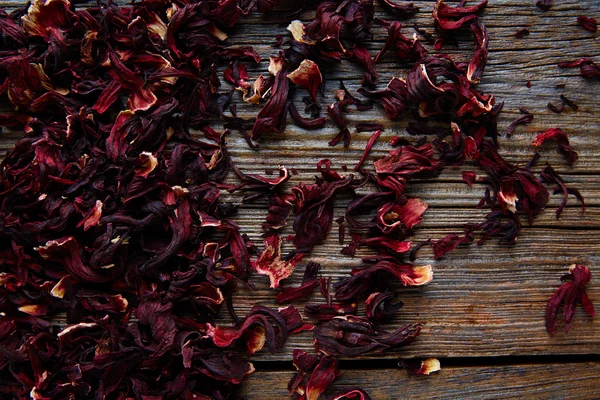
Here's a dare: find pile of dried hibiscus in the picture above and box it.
[0,0,593,398]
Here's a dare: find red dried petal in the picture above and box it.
[400,358,441,375]
[354,130,381,171]
[375,21,427,64]
[365,292,403,321]
[433,0,488,32]
[305,303,358,322]
[379,0,418,16]
[335,261,432,301]
[532,128,578,165]
[546,264,595,334]
[558,58,600,79]
[377,198,428,233]
[462,171,476,186]
[251,69,290,140]
[315,316,421,357]
[467,21,488,84]
[255,235,302,288]
[578,16,598,32]
[205,305,288,354]
[287,59,323,101]
[305,356,339,400]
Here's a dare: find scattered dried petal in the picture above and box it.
[546,264,595,334]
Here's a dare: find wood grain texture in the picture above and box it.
[1,0,599,397]
[238,363,600,399]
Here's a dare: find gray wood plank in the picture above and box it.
[239,363,600,399]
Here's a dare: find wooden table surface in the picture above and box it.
[2,0,599,398]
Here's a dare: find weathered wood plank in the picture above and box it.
[230,225,600,360]
[238,363,600,399]
[1,0,599,370]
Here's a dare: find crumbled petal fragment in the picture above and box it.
[365,292,403,321]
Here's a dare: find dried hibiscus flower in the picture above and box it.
[276,261,321,304]
[315,316,422,357]
[334,260,432,301]
[546,264,595,334]
[365,291,403,321]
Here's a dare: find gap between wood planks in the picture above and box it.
[250,354,600,372]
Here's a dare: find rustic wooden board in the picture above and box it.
[1,0,599,397]
[238,362,600,399]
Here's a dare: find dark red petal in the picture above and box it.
[578,16,598,32]
[400,358,441,375]
[354,130,381,171]
[305,356,339,400]
[467,21,488,84]
[532,128,578,165]
[288,59,323,101]
[462,171,476,186]
[255,235,302,288]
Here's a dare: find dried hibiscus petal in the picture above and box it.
[578,16,598,32]
[540,164,585,219]
[263,193,295,232]
[354,130,381,171]
[205,305,288,354]
[467,21,488,84]
[462,171,477,186]
[358,77,409,120]
[546,264,595,334]
[276,262,321,304]
[305,303,358,321]
[288,102,327,130]
[536,0,552,10]
[288,59,323,101]
[379,0,418,16]
[251,70,290,141]
[400,358,441,375]
[315,315,421,357]
[532,128,578,165]
[433,233,468,259]
[507,112,534,136]
[306,355,340,400]
[375,21,428,64]
[365,292,403,321]
[334,260,432,301]
[255,235,303,288]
